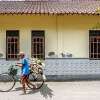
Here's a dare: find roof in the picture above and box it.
[0,0,100,15]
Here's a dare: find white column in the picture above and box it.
[56,16,63,58]
[0,28,6,58]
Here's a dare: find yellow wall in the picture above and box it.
[0,14,100,58]
[57,15,100,58]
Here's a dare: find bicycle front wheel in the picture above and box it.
[27,73,44,90]
[0,73,15,92]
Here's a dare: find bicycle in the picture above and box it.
[0,64,45,92]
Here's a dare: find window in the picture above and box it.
[89,30,100,60]
[6,30,19,60]
[31,31,45,59]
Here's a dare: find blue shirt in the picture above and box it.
[21,57,29,75]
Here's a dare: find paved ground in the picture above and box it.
[0,81,100,100]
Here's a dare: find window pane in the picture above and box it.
[94,54,97,58]
[8,38,11,42]
[90,37,94,42]
[90,54,93,58]
[98,39,100,42]
[94,38,97,42]
[15,38,17,42]
[6,31,19,60]
[94,43,97,53]
[15,55,17,58]
[31,31,45,59]
[37,38,39,42]
[11,55,14,58]
[37,43,39,54]
[8,55,10,59]
[15,44,18,54]
[33,38,36,42]
[98,54,100,58]
[98,43,100,53]
[11,38,14,42]
[90,43,93,53]
[11,43,14,54]
[89,30,100,59]
[34,43,36,54]
[40,39,43,42]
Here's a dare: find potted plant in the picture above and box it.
[0,53,3,58]
[48,52,55,57]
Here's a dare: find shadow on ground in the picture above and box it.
[13,83,54,98]
[27,83,54,98]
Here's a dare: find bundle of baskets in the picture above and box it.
[30,58,46,81]
[30,58,45,75]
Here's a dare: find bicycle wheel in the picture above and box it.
[27,72,44,90]
[0,73,15,92]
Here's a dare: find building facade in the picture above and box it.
[0,0,100,80]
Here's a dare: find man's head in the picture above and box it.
[18,52,25,59]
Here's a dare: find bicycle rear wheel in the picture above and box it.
[27,73,44,90]
[0,73,15,92]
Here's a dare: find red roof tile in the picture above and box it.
[0,0,100,15]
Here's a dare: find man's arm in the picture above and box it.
[16,63,23,67]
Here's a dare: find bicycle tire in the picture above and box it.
[0,73,16,92]
[27,73,44,90]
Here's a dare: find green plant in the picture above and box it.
[0,53,3,58]
[48,52,55,56]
